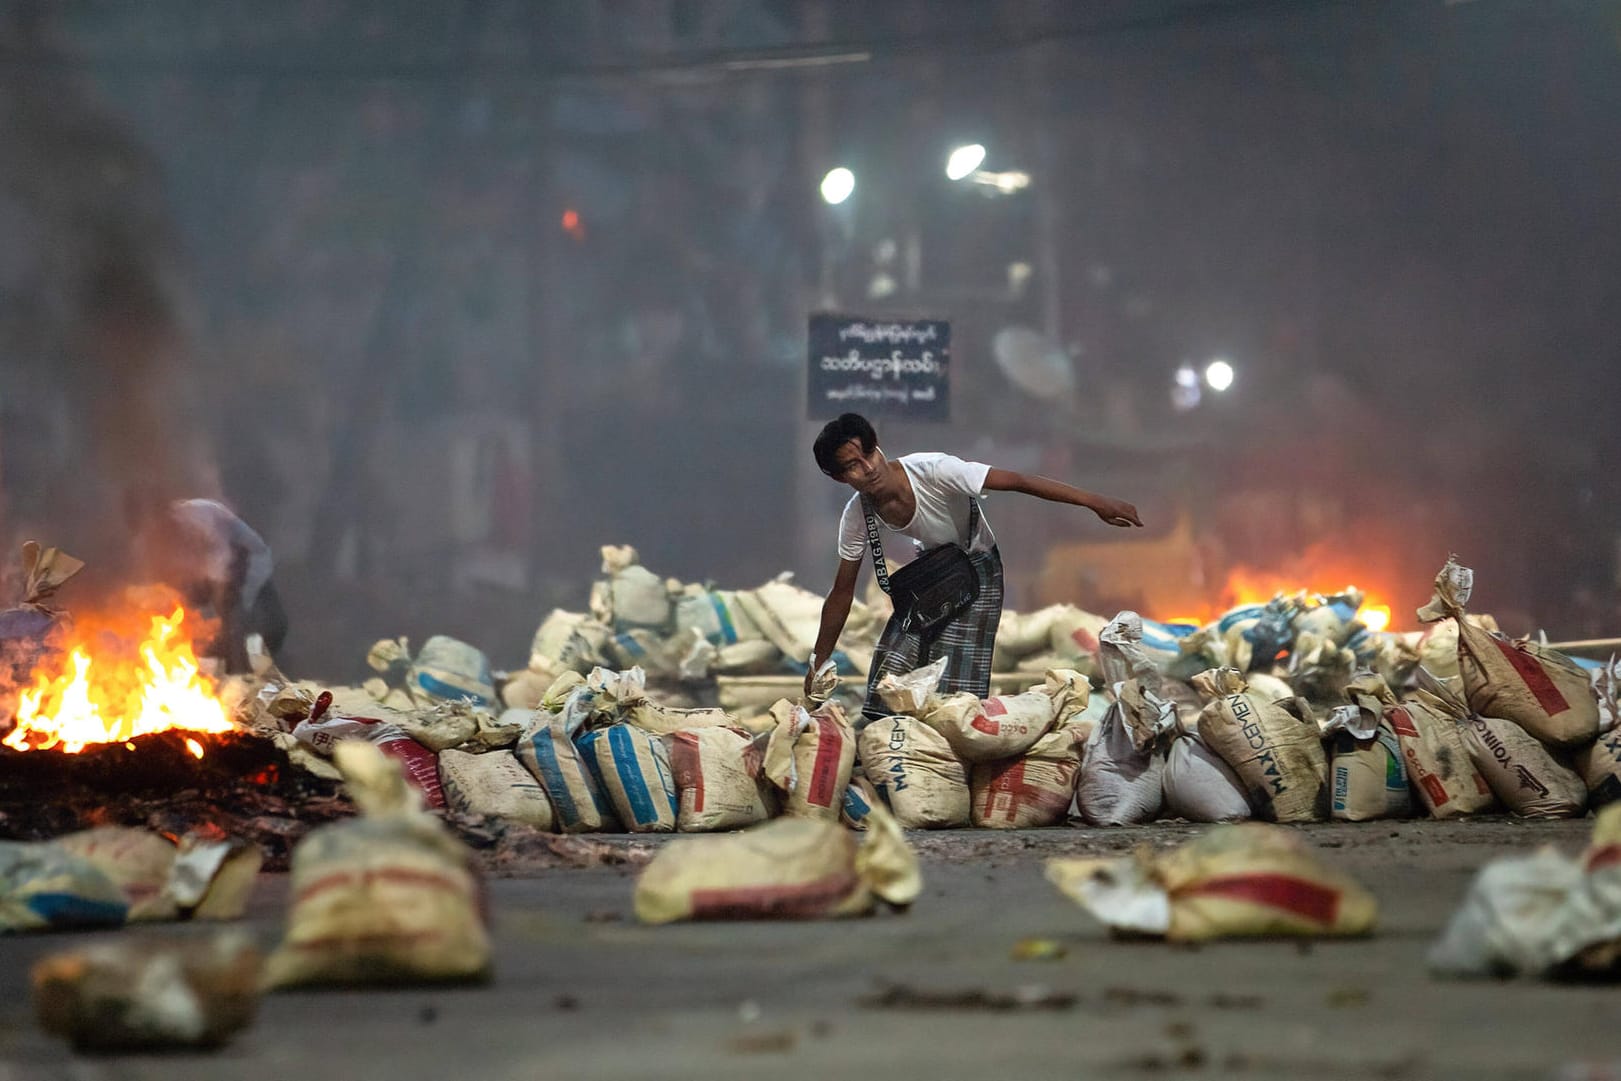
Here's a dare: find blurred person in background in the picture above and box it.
[128,493,286,673]
[806,412,1142,721]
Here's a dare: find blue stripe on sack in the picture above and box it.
[1217,606,1266,633]
[414,670,491,706]
[606,726,659,825]
[843,784,873,823]
[26,892,129,927]
[614,633,647,658]
[709,594,739,645]
[648,738,679,817]
[527,731,580,824]
[574,733,617,817]
[1573,655,1603,672]
[1140,620,1195,653]
[1329,599,1359,622]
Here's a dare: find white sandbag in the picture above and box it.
[858,714,970,828]
[593,546,673,632]
[1161,732,1253,823]
[577,724,679,833]
[969,727,1085,829]
[436,748,555,829]
[763,700,856,821]
[735,577,876,678]
[1194,668,1326,823]
[1078,680,1169,826]
[874,657,949,718]
[410,635,495,709]
[666,727,773,832]
[673,587,761,645]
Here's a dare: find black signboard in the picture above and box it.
[806,313,951,421]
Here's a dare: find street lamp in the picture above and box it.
[945,144,986,181]
[1204,358,1235,392]
[820,167,855,205]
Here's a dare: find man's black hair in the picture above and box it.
[812,413,878,476]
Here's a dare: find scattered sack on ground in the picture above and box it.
[437,748,556,829]
[1,840,131,932]
[1161,730,1252,823]
[1430,804,1621,980]
[633,802,920,924]
[763,700,856,821]
[1389,686,1496,819]
[1194,668,1326,822]
[1046,823,1378,941]
[52,827,260,923]
[577,723,679,833]
[32,933,261,1051]
[667,726,774,832]
[1323,671,1413,822]
[1419,557,1599,748]
[1415,670,1587,819]
[264,741,490,988]
[1079,679,1170,826]
[970,727,1085,829]
[858,713,971,828]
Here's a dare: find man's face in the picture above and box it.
[825,438,884,491]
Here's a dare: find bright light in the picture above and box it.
[1174,364,1199,388]
[946,144,986,181]
[819,167,855,205]
[1204,358,1235,392]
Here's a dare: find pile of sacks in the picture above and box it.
[280,553,1616,837]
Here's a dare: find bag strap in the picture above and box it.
[861,495,980,597]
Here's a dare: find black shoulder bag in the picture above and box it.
[862,496,981,635]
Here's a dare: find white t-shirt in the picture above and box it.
[169,499,275,608]
[837,452,996,567]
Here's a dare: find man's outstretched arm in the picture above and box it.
[982,468,1143,527]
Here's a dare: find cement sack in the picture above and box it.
[1194,668,1327,823]
[1594,656,1620,734]
[291,713,446,809]
[1288,632,1357,709]
[1046,822,1377,941]
[1078,680,1171,826]
[711,638,784,676]
[674,587,761,646]
[577,724,679,833]
[858,714,971,828]
[970,727,1085,829]
[0,842,129,931]
[1139,617,1201,677]
[1244,672,1296,704]
[1429,804,1621,979]
[606,628,690,681]
[1576,728,1621,809]
[529,609,609,672]
[1161,733,1253,823]
[874,656,949,718]
[763,700,856,821]
[667,727,773,832]
[841,769,882,831]
[1387,692,1495,818]
[992,605,1066,670]
[633,802,920,924]
[1096,611,1160,688]
[514,710,621,833]
[410,635,496,709]
[436,748,555,829]
[921,677,1079,763]
[593,545,673,632]
[736,576,876,678]
[1323,705,1413,822]
[51,828,259,924]
[1047,605,1110,664]
[499,668,551,711]
[264,742,489,988]
[1419,557,1599,748]
[394,701,523,753]
[624,700,734,737]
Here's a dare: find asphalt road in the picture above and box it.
[1,819,1617,1081]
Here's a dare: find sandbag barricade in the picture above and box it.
[857,714,971,828]
[763,700,856,821]
[1194,668,1326,823]
[667,727,774,832]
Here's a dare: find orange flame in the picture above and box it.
[2,606,235,754]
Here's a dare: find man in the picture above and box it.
[129,495,287,673]
[806,413,1141,720]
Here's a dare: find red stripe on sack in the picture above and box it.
[807,718,844,808]
[1419,772,1450,807]
[1179,873,1342,925]
[296,866,469,906]
[1586,844,1621,873]
[689,871,861,919]
[1491,636,1571,716]
[1388,707,1419,739]
[983,698,1009,717]
[971,714,1002,735]
[669,733,704,813]
[1071,628,1099,652]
